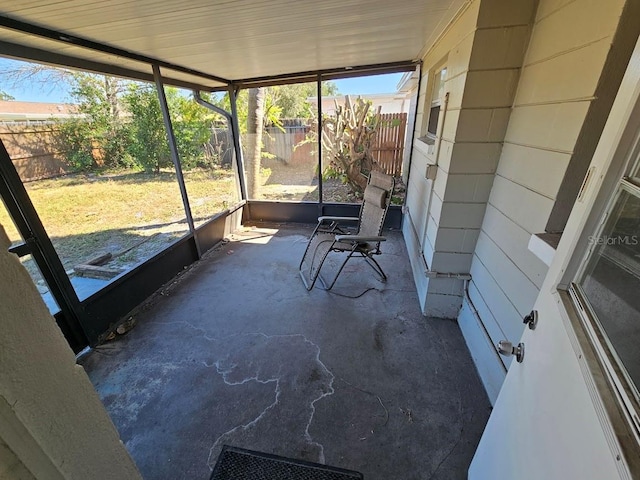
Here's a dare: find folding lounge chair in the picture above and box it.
[299,171,395,291]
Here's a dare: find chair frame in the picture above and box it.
[298,173,395,291]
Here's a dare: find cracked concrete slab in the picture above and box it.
[79,225,490,480]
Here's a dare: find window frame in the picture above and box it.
[418,63,447,146]
[568,154,640,454]
[427,66,447,138]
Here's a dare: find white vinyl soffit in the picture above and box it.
[0,0,466,85]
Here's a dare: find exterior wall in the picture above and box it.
[459,0,630,403]
[470,34,640,478]
[0,224,142,479]
[404,0,535,317]
[403,0,482,314]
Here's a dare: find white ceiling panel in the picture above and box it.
[0,0,466,86]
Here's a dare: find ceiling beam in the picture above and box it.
[0,40,218,92]
[231,60,420,90]
[0,15,230,86]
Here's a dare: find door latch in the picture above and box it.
[497,340,525,363]
[523,310,538,330]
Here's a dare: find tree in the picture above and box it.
[172,92,217,167]
[123,84,170,173]
[0,91,14,100]
[263,82,338,121]
[245,88,266,198]
[54,73,132,170]
[211,81,339,129]
[0,63,133,167]
[321,96,382,194]
[0,60,341,177]
[73,74,130,167]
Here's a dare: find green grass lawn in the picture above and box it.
[0,167,238,282]
[0,162,401,294]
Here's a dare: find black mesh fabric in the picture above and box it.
[210,446,363,480]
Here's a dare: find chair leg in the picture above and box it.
[318,246,359,291]
[298,221,346,272]
[318,250,388,291]
[363,254,387,282]
[299,238,337,291]
[298,224,322,271]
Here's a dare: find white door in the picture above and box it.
[469,40,640,480]
[470,290,628,478]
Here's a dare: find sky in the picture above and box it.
[0,57,404,103]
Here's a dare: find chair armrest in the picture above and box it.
[335,235,387,243]
[318,216,359,223]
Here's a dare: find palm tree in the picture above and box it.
[245,87,265,198]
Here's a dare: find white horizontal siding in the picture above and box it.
[474,231,539,319]
[458,299,506,405]
[505,101,590,152]
[455,0,626,402]
[466,272,510,355]
[526,0,623,64]
[496,143,570,199]
[455,107,511,143]
[442,142,502,174]
[469,26,531,70]
[487,175,554,234]
[430,227,481,254]
[462,69,520,109]
[514,37,612,106]
[434,173,495,203]
[481,204,548,288]
[404,0,481,314]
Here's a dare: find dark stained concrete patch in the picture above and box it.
[79,225,490,480]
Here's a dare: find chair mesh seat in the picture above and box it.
[298,172,395,291]
[300,232,335,279]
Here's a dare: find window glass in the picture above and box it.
[427,67,446,137]
[579,184,640,394]
[434,68,447,105]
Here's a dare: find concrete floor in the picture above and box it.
[79,224,490,480]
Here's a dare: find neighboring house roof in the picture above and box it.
[0,100,80,121]
[396,70,420,93]
[307,93,411,114]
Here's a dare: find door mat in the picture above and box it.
[210,445,364,480]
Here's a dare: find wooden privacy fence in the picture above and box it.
[0,122,70,182]
[1,113,408,182]
[263,114,408,177]
[263,119,314,165]
[371,112,407,177]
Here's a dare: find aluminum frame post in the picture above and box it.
[193,91,232,122]
[153,64,201,257]
[228,86,248,201]
[0,138,87,349]
[193,91,243,207]
[317,74,323,214]
[402,62,422,213]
